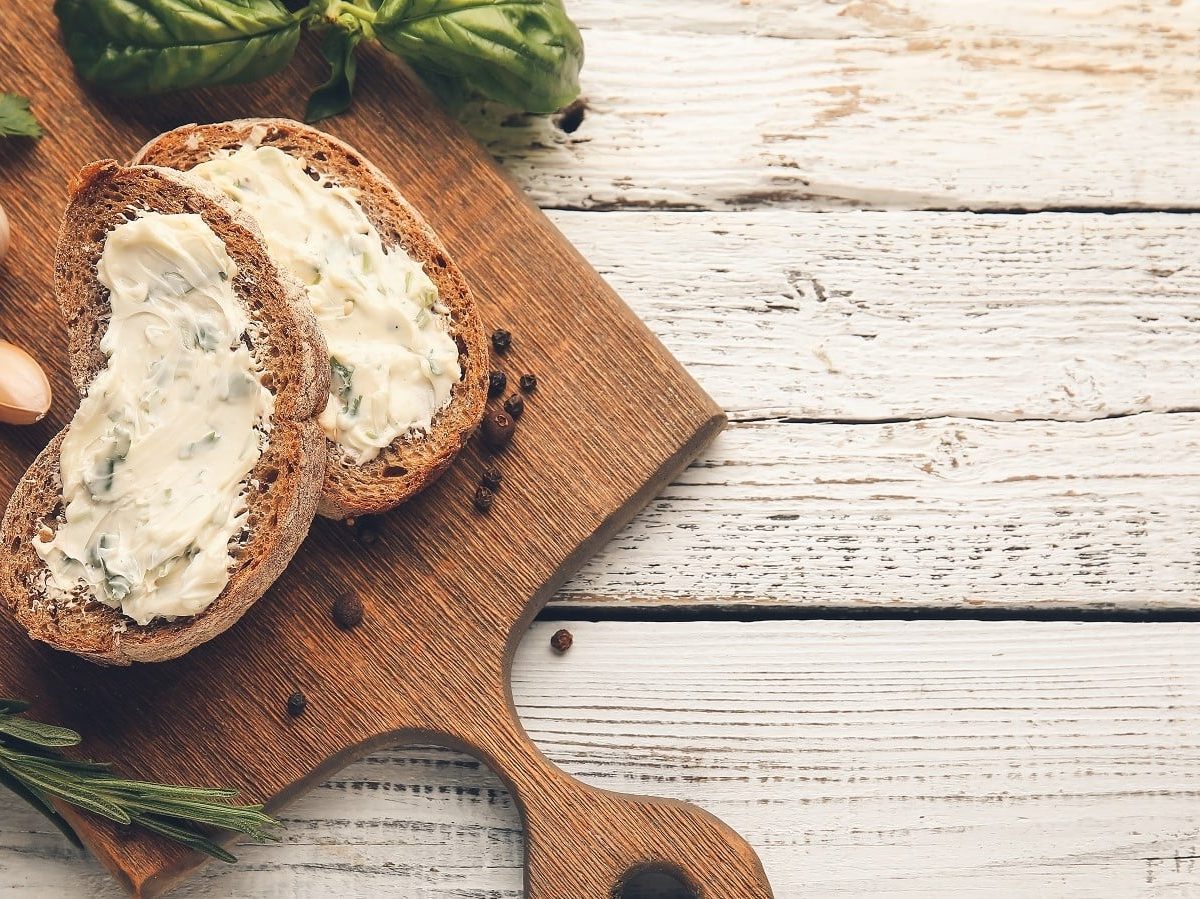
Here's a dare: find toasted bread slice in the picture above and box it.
[133,119,489,520]
[0,161,329,665]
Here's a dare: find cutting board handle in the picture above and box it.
[517,767,776,899]
[455,711,775,899]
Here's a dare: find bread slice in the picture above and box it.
[0,160,329,665]
[133,119,489,520]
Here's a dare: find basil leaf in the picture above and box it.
[305,27,362,123]
[53,0,303,96]
[374,0,583,113]
[409,63,473,112]
[0,94,43,138]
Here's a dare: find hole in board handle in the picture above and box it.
[614,862,700,899]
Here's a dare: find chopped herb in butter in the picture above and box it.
[35,212,274,625]
[188,145,460,464]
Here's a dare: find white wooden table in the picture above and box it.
[4,1,1199,895]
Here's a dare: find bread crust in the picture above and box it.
[0,161,329,665]
[133,119,489,519]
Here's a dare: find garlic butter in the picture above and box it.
[187,145,460,465]
[36,212,273,625]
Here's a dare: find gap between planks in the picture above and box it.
[554,414,1200,613]
[731,408,1200,426]
[537,603,1200,625]
[4,620,1198,898]
[538,205,1200,217]
[545,210,1200,424]
[461,0,1200,212]
[532,210,1200,614]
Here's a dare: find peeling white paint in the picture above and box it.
[463,0,1200,210]
[5,621,1199,897]
[548,210,1200,422]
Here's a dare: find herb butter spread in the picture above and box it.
[35,212,273,626]
[187,145,460,464]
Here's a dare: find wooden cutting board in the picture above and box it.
[0,9,773,899]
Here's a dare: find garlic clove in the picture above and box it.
[0,202,8,265]
[0,340,51,425]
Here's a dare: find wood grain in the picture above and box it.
[4,28,1197,619]
[537,210,1200,611]
[548,210,1200,422]
[5,620,1199,898]
[562,414,1200,611]
[0,12,768,899]
[462,0,1200,211]
[0,0,1196,894]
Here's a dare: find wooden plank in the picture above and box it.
[466,0,1200,210]
[557,414,1200,610]
[0,12,745,897]
[5,620,1199,897]
[547,210,1200,421]
[536,210,1200,611]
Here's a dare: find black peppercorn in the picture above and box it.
[332,592,364,629]
[482,409,515,449]
[550,629,573,653]
[474,486,495,513]
[487,370,507,398]
[503,393,525,420]
[287,690,307,717]
[481,468,502,491]
[519,373,537,394]
[491,329,512,354]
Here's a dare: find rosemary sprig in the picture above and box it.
[0,698,280,862]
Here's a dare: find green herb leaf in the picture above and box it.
[0,701,282,863]
[0,762,133,823]
[96,779,238,801]
[131,813,239,863]
[0,766,83,849]
[52,0,584,119]
[0,93,43,138]
[0,716,82,749]
[409,63,473,112]
[306,26,363,123]
[374,0,584,113]
[330,358,356,408]
[53,0,305,95]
